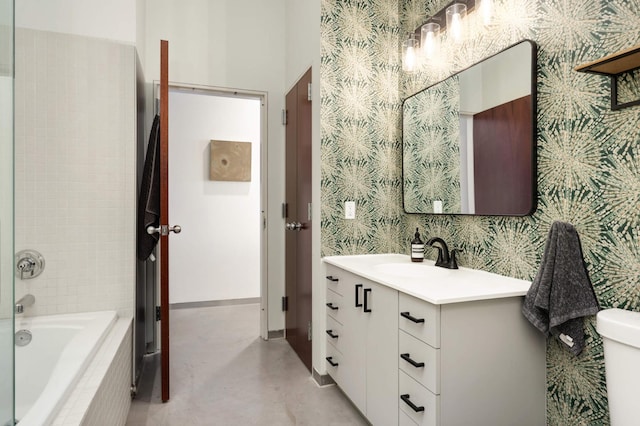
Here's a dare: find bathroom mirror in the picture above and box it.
[402,40,537,215]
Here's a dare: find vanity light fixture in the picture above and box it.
[403,0,482,71]
[421,22,441,59]
[402,33,419,72]
[446,3,467,42]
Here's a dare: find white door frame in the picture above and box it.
[160,81,269,340]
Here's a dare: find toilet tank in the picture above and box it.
[596,308,640,426]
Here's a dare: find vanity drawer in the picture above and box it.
[399,330,440,394]
[325,288,343,323]
[325,315,343,352]
[399,293,440,348]
[325,266,343,295]
[399,371,439,426]
[325,345,342,383]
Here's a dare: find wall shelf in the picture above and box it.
[575,44,640,110]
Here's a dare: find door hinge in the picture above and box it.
[155,306,161,321]
[282,202,288,219]
[282,296,288,312]
[282,109,287,125]
[307,83,312,101]
[307,320,312,341]
[307,202,312,221]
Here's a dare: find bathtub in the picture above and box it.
[14,311,117,426]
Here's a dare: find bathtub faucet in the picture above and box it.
[15,294,35,314]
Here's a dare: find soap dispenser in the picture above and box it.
[411,228,424,263]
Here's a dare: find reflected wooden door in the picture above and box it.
[285,68,312,371]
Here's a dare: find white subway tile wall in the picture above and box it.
[14,28,136,318]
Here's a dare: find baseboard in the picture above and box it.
[170,297,260,310]
[312,368,335,387]
[268,329,284,339]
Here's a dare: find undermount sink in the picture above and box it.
[373,262,451,278]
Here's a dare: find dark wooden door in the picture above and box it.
[285,68,312,371]
[473,95,533,215]
[159,40,171,402]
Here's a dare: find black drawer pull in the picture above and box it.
[401,311,425,323]
[326,302,339,310]
[326,330,339,339]
[400,353,425,368]
[355,284,363,307]
[326,356,339,367]
[401,394,425,412]
[364,288,372,313]
[326,275,339,282]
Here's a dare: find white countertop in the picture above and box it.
[323,253,532,305]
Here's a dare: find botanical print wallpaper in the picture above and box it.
[320,0,640,424]
[403,75,462,213]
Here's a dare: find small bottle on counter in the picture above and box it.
[411,228,424,263]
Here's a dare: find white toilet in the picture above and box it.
[596,308,640,425]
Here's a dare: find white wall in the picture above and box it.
[168,90,261,304]
[146,0,287,331]
[284,1,323,373]
[16,0,137,45]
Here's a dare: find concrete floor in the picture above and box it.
[125,304,368,425]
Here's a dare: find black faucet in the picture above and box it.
[426,237,460,269]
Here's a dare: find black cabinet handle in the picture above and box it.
[326,356,339,367]
[355,284,363,307]
[401,311,425,323]
[326,330,339,339]
[364,288,372,313]
[400,353,425,368]
[326,275,339,282]
[326,302,339,310]
[400,394,425,412]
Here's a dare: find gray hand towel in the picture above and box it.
[522,221,600,355]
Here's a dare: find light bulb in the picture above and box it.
[446,3,467,43]
[480,0,493,25]
[402,35,419,72]
[405,46,417,72]
[421,22,440,59]
[451,13,462,40]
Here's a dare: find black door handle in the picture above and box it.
[326,356,339,367]
[400,353,425,368]
[400,394,425,412]
[326,330,339,339]
[326,302,339,310]
[364,288,372,313]
[401,311,425,323]
[355,284,363,308]
[326,275,339,282]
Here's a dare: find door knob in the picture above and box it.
[147,225,182,236]
[285,222,303,231]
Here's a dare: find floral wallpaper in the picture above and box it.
[320,0,640,424]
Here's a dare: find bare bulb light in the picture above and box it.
[446,3,467,42]
[480,0,493,25]
[402,35,419,72]
[421,22,440,59]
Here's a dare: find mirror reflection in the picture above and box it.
[402,40,537,215]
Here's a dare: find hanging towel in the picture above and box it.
[137,114,161,261]
[522,221,600,355]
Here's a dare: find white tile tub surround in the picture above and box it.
[53,317,132,426]
[14,28,136,318]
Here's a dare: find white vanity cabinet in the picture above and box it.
[325,266,399,426]
[324,254,545,426]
